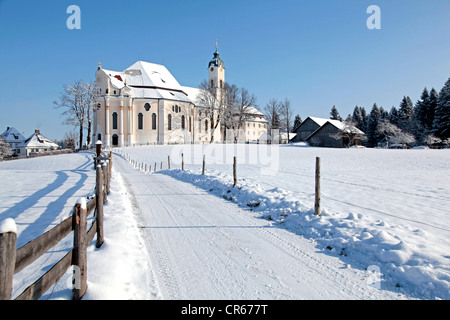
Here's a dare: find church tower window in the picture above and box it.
[112,112,118,130]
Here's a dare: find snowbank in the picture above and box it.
[119,144,450,300]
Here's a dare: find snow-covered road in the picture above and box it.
[113,153,409,300]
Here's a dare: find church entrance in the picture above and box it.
[112,134,119,146]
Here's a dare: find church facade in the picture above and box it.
[94,48,268,147]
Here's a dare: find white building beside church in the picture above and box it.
[94,47,268,147]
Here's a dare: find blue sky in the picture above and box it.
[1,0,450,140]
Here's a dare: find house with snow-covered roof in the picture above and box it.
[94,45,268,146]
[17,130,59,156]
[0,127,26,155]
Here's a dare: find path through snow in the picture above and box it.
[113,153,409,299]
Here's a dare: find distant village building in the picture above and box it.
[0,127,26,155]
[94,46,268,147]
[293,117,365,148]
[17,130,59,156]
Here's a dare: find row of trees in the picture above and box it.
[327,76,450,147]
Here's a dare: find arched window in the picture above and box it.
[112,112,118,130]
[168,114,172,130]
[138,113,143,130]
[152,113,157,130]
[220,80,223,88]
[198,119,202,133]
[144,103,151,112]
[181,115,185,130]
[205,120,208,132]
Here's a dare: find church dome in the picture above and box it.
[208,50,225,69]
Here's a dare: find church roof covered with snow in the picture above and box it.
[98,61,198,104]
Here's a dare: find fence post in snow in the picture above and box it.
[95,164,104,248]
[0,219,17,300]
[315,157,321,216]
[73,202,88,300]
[168,155,171,169]
[202,155,206,175]
[182,153,184,171]
[233,156,237,187]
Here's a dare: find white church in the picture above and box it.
[94,46,268,147]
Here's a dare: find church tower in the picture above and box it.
[208,40,225,102]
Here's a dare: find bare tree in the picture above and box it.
[54,81,96,149]
[264,98,281,130]
[233,87,258,130]
[279,98,294,142]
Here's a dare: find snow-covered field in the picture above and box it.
[1,145,449,300]
[119,143,450,300]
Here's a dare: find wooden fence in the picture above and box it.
[0,149,112,300]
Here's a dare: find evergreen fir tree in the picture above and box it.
[427,88,438,131]
[389,106,399,126]
[352,106,364,130]
[292,114,303,132]
[433,78,450,139]
[360,106,368,133]
[366,103,381,147]
[330,105,343,121]
[398,96,414,133]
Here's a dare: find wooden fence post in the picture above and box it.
[182,153,184,171]
[202,155,205,175]
[315,157,321,216]
[95,165,104,248]
[154,162,157,172]
[168,155,171,169]
[0,219,17,300]
[233,156,237,187]
[161,161,163,170]
[73,201,88,300]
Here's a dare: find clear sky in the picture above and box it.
[1,0,449,141]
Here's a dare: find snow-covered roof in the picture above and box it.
[0,127,25,143]
[307,117,329,127]
[305,120,365,141]
[18,131,59,149]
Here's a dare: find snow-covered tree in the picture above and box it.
[433,77,450,139]
[0,137,12,159]
[377,119,415,148]
[329,118,367,147]
[54,80,97,149]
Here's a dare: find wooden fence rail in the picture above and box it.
[0,147,112,300]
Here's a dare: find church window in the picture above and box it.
[205,120,208,132]
[181,115,185,130]
[112,112,118,130]
[106,89,109,94]
[114,90,116,95]
[210,80,214,88]
[220,80,223,88]
[198,119,202,133]
[144,103,151,112]
[152,113,157,130]
[138,113,143,130]
[168,114,172,130]
[189,117,192,132]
